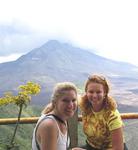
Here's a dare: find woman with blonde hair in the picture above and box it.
[79,74,128,150]
[32,82,82,150]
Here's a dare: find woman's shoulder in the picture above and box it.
[110,109,121,116]
[103,108,120,120]
[37,115,58,135]
[38,115,57,129]
[105,108,122,123]
[106,109,123,131]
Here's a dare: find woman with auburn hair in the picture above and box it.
[79,74,128,150]
[32,82,84,150]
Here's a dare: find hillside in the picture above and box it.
[0,105,138,150]
[0,105,42,150]
[1,40,138,109]
[0,40,138,149]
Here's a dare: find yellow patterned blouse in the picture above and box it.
[82,109,123,149]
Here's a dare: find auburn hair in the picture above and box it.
[79,74,117,115]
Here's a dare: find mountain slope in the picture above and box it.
[0,40,138,105]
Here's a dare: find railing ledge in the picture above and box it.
[0,113,138,125]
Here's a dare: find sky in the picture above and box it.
[0,0,138,65]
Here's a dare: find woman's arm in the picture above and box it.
[72,148,86,150]
[37,119,58,150]
[111,127,124,150]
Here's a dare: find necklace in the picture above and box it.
[47,114,66,126]
[47,114,69,149]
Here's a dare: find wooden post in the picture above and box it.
[68,111,78,148]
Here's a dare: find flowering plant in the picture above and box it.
[0,82,41,149]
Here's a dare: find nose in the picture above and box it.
[92,92,97,98]
[68,101,73,107]
[67,101,76,109]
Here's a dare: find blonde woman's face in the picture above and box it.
[56,90,77,118]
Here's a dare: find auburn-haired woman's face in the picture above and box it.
[86,82,105,110]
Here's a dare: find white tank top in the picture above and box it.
[32,114,69,150]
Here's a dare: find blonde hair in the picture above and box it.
[79,74,117,115]
[42,82,77,114]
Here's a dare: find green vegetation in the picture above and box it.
[0,105,42,150]
[0,83,138,149]
[0,105,138,150]
[0,82,41,150]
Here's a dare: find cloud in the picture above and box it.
[0,53,23,63]
[0,0,138,65]
[0,21,47,56]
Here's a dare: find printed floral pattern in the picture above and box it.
[82,109,123,149]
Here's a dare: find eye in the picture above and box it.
[72,98,77,102]
[88,90,94,94]
[62,99,69,102]
[62,98,77,103]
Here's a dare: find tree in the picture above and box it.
[0,81,41,150]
